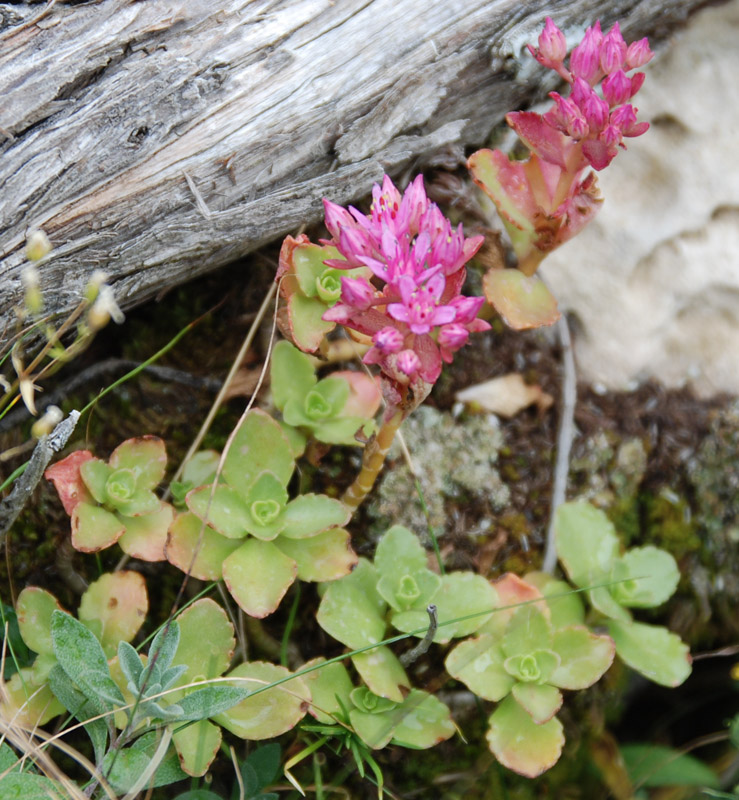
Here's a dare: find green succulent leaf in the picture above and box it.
[172,599,235,685]
[50,611,124,710]
[317,560,386,649]
[118,503,173,561]
[607,620,692,687]
[287,293,335,353]
[503,606,552,658]
[301,658,354,724]
[610,547,680,608]
[587,585,632,623]
[483,269,560,331]
[16,587,62,656]
[222,410,294,497]
[242,472,290,540]
[223,539,297,618]
[71,502,125,552]
[172,719,221,778]
[350,687,397,715]
[181,450,220,489]
[311,416,375,446]
[555,501,620,587]
[214,662,310,739]
[431,572,498,642]
[445,635,514,702]
[351,646,409,704]
[271,340,317,411]
[549,627,615,690]
[504,650,560,685]
[166,512,240,581]
[186,484,253,540]
[293,243,341,297]
[78,571,148,658]
[279,494,351,540]
[524,573,585,629]
[511,682,563,724]
[79,457,111,504]
[486,695,565,778]
[109,436,167,488]
[390,690,455,749]
[375,526,428,584]
[0,669,64,727]
[273,527,357,582]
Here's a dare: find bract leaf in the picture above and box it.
[109,436,167,488]
[214,661,310,739]
[511,682,563,724]
[17,587,62,656]
[274,527,357,582]
[468,149,537,232]
[279,494,351,539]
[607,620,692,687]
[166,511,240,580]
[301,657,354,724]
[555,501,620,587]
[186,484,252,540]
[611,546,680,608]
[445,635,514,702]
[483,269,560,331]
[78,571,148,658]
[71,502,125,552]
[118,502,173,561]
[223,539,297,618]
[549,626,615,689]
[44,449,95,515]
[173,598,235,685]
[351,646,409,704]
[172,719,221,778]
[317,560,387,649]
[270,340,316,411]
[222,410,294,496]
[50,611,124,710]
[506,111,568,169]
[486,695,564,778]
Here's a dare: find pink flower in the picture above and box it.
[599,22,627,74]
[626,38,654,69]
[528,17,568,71]
[320,175,490,389]
[569,22,603,84]
[602,69,632,106]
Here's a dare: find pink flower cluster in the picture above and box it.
[322,175,489,387]
[528,18,653,170]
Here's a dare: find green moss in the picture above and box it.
[642,489,699,559]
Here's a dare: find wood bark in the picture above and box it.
[0,0,716,343]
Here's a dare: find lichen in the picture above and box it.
[368,406,510,538]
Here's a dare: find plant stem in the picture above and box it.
[342,409,404,510]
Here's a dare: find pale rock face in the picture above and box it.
[540,0,739,397]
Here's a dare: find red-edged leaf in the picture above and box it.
[483,269,560,330]
[45,450,95,515]
[506,112,568,170]
[468,149,537,232]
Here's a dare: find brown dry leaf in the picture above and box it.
[222,366,263,401]
[455,373,553,418]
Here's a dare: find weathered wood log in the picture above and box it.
[0,0,715,344]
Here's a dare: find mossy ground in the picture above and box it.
[2,233,738,798]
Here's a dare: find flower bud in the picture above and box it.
[25,229,52,262]
[602,69,632,106]
[569,24,602,84]
[438,323,469,351]
[626,37,654,70]
[599,22,627,74]
[582,92,609,132]
[340,276,375,309]
[396,349,421,376]
[538,17,567,63]
[450,295,485,324]
[374,326,404,353]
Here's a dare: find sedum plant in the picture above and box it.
[446,573,614,777]
[271,339,381,447]
[45,436,173,560]
[555,500,691,687]
[170,409,356,617]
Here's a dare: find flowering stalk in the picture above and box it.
[312,175,490,509]
[469,18,653,329]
